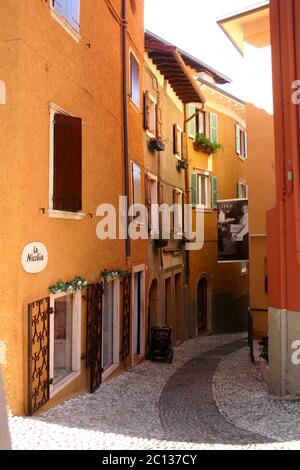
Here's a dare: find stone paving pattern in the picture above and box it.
[8,334,300,450]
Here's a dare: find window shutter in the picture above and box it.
[156,105,162,139]
[205,112,210,138]
[159,183,164,236]
[190,173,198,208]
[181,131,187,159]
[211,176,218,209]
[237,182,241,199]
[244,132,248,159]
[188,104,196,138]
[236,124,241,155]
[143,92,150,130]
[182,191,188,238]
[210,113,218,144]
[173,124,179,154]
[53,113,82,212]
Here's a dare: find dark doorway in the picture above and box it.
[197,277,209,334]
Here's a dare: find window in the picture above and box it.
[132,161,142,206]
[145,174,159,236]
[52,111,82,213]
[50,291,81,395]
[52,0,80,33]
[190,172,212,209]
[210,113,218,144]
[102,280,120,378]
[173,124,183,157]
[236,124,248,159]
[130,53,140,109]
[237,181,248,199]
[197,111,206,135]
[144,92,157,137]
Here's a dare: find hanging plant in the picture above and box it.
[101,270,131,282]
[49,276,88,295]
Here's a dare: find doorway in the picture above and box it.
[197,276,209,334]
[149,279,159,328]
[165,276,172,328]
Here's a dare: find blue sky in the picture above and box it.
[145,0,273,113]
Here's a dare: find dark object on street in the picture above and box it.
[149,326,174,363]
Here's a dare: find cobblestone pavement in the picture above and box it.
[8,334,300,450]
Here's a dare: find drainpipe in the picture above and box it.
[122,0,130,258]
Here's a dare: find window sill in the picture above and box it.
[146,130,156,139]
[102,363,119,383]
[50,8,81,43]
[48,209,86,220]
[237,154,247,162]
[195,207,214,213]
[50,371,80,399]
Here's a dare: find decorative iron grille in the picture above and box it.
[121,274,131,359]
[86,283,104,394]
[28,297,52,416]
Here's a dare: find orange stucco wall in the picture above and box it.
[0,0,145,415]
[247,103,275,337]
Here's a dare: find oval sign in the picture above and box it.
[21,242,48,274]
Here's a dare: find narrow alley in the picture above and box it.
[9,334,300,450]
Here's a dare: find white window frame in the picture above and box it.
[50,0,81,43]
[131,265,146,366]
[129,49,140,111]
[49,290,82,398]
[48,103,85,220]
[146,93,157,139]
[101,279,120,382]
[174,125,183,159]
[197,172,211,210]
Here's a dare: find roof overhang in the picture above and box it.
[145,36,206,104]
[217,1,270,56]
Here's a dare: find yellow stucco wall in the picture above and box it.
[0,0,145,415]
[188,101,249,332]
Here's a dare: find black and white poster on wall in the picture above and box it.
[217,199,249,263]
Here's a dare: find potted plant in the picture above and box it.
[148,137,166,152]
[194,133,224,155]
[177,159,188,171]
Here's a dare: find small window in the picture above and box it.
[188,104,196,139]
[130,53,140,109]
[132,162,142,206]
[237,181,248,199]
[236,124,248,159]
[52,0,80,33]
[173,125,182,157]
[197,111,206,135]
[190,173,211,209]
[52,112,82,213]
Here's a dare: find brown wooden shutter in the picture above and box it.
[143,91,150,130]
[156,105,162,139]
[181,131,187,159]
[159,183,164,236]
[172,189,179,235]
[53,113,82,212]
[173,124,179,154]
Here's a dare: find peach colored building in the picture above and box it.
[0,0,146,416]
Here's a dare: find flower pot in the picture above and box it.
[177,160,188,170]
[193,143,213,155]
[148,139,165,152]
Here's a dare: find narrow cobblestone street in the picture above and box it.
[9,334,300,450]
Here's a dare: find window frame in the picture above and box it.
[50,0,81,42]
[174,124,183,159]
[129,50,141,110]
[49,103,85,220]
[101,278,120,382]
[146,92,157,138]
[236,124,248,160]
[49,290,82,398]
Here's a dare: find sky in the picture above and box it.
[145,0,273,114]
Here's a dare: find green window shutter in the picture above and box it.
[244,132,248,159]
[210,113,218,144]
[211,176,218,209]
[236,124,241,155]
[190,173,198,208]
[188,104,196,139]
